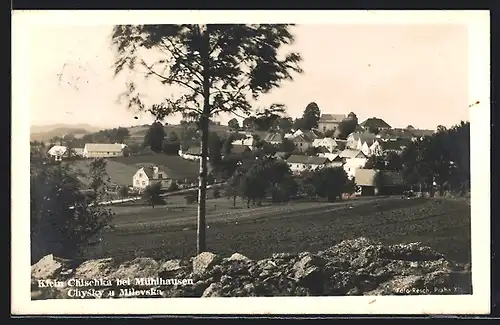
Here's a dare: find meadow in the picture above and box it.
[72,154,200,187]
[84,196,472,266]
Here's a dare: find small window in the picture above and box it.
[139,173,142,178]
[135,180,139,185]
[142,181,146,186]
[107,152,110,154]
[158,174,163,179]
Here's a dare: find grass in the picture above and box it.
[109,154,199,181]
[84,197,472,265]
[71,160,138,187]
[70,154,200,187]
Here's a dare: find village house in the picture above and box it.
[288,129,320,141]
[354,168,406,196]
[179,146,202,161]
[346,132,383,156]
[47,145,67,162]
[291,134,312,153]
[312,137,347,153]
[273,151,290,160]
[231,135,257,150]
[317,113,346,133]
[359,117,392,131]
[339,149,368,179]
[317,152,344,167]
[362,139,383,157]
[82,143,126,158]
[263,132,283,145]
[286,155,331,174]
[132,165,174,190]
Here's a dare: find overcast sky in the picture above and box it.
[27,22,469,130]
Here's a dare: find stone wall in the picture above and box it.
[31,237,471,299]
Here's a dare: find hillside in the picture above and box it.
[127,123,230,144]
[30,122,230,143]
[72,154,200,187]
[30,124,103,142]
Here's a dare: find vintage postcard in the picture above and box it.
[12,10,490,315]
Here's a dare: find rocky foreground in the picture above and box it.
[31,237,472,299]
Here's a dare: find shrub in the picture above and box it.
[142,182,165,206]
[213,188,221,198]
[30,160,114,262]
[118,185,129,198]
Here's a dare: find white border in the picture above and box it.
[11,10,491,315]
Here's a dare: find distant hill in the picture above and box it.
[30,122,230,143]
[30,124,103,142]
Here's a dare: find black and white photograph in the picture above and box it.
[12,10,490,315]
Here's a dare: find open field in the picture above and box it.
[70,154,200,187]
[108,155,199,181]
[71,159,138,187]
[84,197,471,265]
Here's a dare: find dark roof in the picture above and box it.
[360,117,392,129]
[141,166,166,180]
[185,146,201,155]
[339,149,366,159]
[355,124,365,132]
[349,132,378,145]
[286,155,329,165]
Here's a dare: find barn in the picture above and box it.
[355,169,407,196]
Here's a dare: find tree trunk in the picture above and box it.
[196,25,210,255]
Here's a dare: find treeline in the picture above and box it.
[188,155,356,208]
[362,121,470,196]
[226,102,359,140]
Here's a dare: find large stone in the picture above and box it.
[158,259,184,276]
[73,258,115,279]
[31,254,63,280]
[228,253,250,262]
[193,252,220,276]
[112,258,160,279]
[202,283,223,297]
[31,237,472,298]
